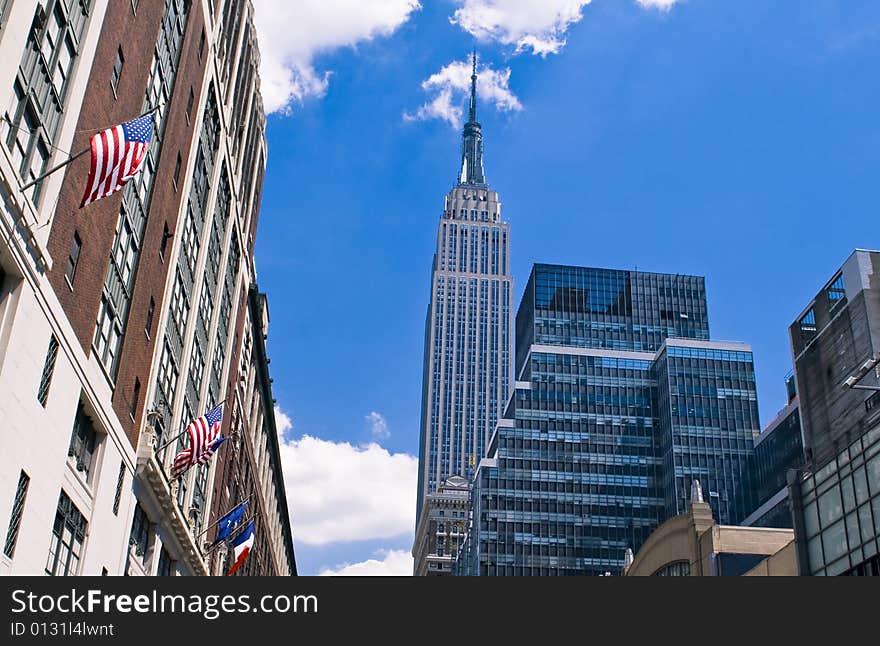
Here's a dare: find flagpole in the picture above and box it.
[196,495,252,540]
[19,148,90,192]
[18,104,162,192]
[154,427,190,456]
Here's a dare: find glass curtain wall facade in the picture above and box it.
[743,400,804,528]
[464,264,761,575]
[792,423,880,575]
[655,342,760,524]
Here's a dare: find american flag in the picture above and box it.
[80,114,154,207]
[171,404,225,479]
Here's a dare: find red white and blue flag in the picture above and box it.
[227,520,255,576]
[80,114,153,207]
[172,404,225,478]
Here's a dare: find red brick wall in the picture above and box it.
[45,1,208,448]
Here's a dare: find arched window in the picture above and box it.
[653,561,691,576]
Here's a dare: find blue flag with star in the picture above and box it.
[213,500,247,545]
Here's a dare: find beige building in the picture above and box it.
[623,481,797,576]
[412,475,470,576]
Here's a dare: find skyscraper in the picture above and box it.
[415,54,513,530]
[461,264,760,575]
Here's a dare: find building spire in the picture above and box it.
[469,48,478,124]
[459,49,486,185]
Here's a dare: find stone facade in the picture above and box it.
[413,475,470,576]
[624,495,796,576]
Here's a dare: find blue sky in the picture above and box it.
[251,0,880,575]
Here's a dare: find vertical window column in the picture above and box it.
[3,471,30,558]
[45,491,87,576]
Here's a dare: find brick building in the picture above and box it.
[0,0,294,576]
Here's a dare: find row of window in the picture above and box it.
[3,476,175,576]
[93,0,191,382]
[1,0,91,203]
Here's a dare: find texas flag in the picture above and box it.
[227,520,255,576]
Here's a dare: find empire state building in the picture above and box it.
[415,55,513,525]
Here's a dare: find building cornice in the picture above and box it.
[248,283,297,574]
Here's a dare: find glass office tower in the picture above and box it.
[463,264,760,575]
[654,343,761,524]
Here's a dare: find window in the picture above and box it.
[130,378,140,418]
[152,415,167,463]
[185,87,194,123]
[188,339,205,396]
[211,339,224,387]
[173,152,181,189]
[198,280,213,329]
[68,403,97,480]
[37,335,59,406]
[169,272,189,334]
[46,491,87,576]
[156,341,178,404]
[65,231,81,284]
[110,47,124,95]
[827,274,846,308]
[3,471,30,558]
[129,504,150,559]
[111,210,138,288]
[145,297,155,337]
[198,28,205,62]
[160,222,171,260]
[94,295,123,377]
[800,308,817,336]
[112,461,125,516]
[191,464,208,535]
[157,546,175,576]
[2,0,91,203]
[181,212,199,274]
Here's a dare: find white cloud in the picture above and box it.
[252,0,422,114]
[404,59,522,128]
[635,0,679,10]
[365,411,390,439]
[319,549,413,576]
[279,433,417,545]
[274,406,293,436]
[450,1,592,57]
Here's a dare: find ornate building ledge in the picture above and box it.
[135,424,208,576]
